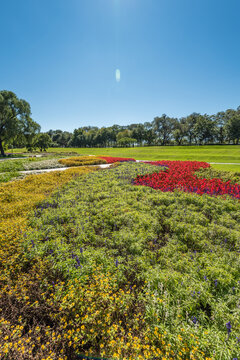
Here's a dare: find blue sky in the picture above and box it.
[1,0,240,132]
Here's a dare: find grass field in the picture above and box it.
[11,145,240,172]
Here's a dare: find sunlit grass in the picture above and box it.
[12,145,240,164]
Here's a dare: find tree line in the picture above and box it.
[1,90,240,156]
[46,108,240,148]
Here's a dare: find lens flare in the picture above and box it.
[115,69,121,82]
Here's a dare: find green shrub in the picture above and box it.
[196,167,240,184]
[58,156,107,167]
[22,163,240,359]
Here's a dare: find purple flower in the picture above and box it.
[115,259,119,267]
[191,316,197,324]
[226,321,232,334]
[80,247,83,254]
[214,279,218,287]
[75,256,81,267]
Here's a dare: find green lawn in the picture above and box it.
[10,145,240,172]
[211,163,240,172]
[11,145,240,161]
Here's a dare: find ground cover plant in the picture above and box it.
[196,167,240,185]
[23,158,64,170]
[0,155,84,183]
[98,156,136,163]
[58,156,107,167]
[134,160,240,199]
[2,161,237,359]
[0,167,96,359]
[58,155,136,167]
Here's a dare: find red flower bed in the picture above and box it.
[99,156,136,163]
[133,160,240,199]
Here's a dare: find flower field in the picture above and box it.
[0,160,240,359]
[58,156,136,167]
[98,156,136,163]
[134,160,240,199]
[58,156,107,167]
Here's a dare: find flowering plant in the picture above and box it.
[98,156,136,163]
[134,160,240,199]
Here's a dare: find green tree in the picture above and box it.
[132,124,146,146]
[117,137,136,147]
[34,133,51,152]
[185,113,199,144]
[0,90,40,156]
[214,112,228,144]
[153,114,176,145]
[225,112,240,144]
[144,122,155,145]
[193,114,216,144]
[172,118,187,145]
[116,129,132,142]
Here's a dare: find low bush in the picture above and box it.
[0,160,25,173]
[23,158,63,170]
[135,160,240,199]
[196,167,240,184]
[99,156,136,163]
[0,167,96,360]
[17,162,240,359]
[58,156,107,167]
[0,171,19,183]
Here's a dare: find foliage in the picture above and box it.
[117,137,137,147]
[0,171,20,183]
[153,114,177,145]
[12,162,239,359]
[99,156,136,163]
[41,105,240,148]
[0,167,95,359]
[0,90,40,155]
[134,161,240,199]
[58,156,107,167]
[196,167,240,184]
[23,158,64,170]
[32,133,52,152]
[0,160,25,173]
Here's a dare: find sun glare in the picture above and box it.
[115,68,121,82]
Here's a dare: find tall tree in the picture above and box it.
[34,133,52,151]
[185,113,200,145]
[132,124,146,146]
[225,111,240,144]
[214,112,227,144]
[153,114,176,145]
[144,122,155,145]
[193,114,216,144]
[0,90,40,155]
